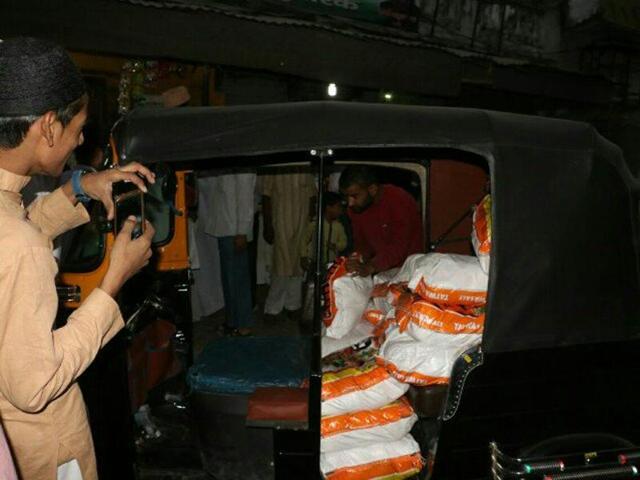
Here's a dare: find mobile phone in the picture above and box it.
[114,186,145,239]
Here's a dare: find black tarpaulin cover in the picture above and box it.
[112,101,640,353]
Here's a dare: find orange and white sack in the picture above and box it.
[402,253,488,312]
[321,397,417,453]
[374,268,400,287]
[321,435,424,480]
[372,268,399,300]
[362,301,386,328]
[324,258,373,339]
[368,268,398,317]
[322,319,375,358]
[385,283,415,310]
[322,360,409,416]
[360,268,399,329]
[396,299,483,346]
[373,308,397,347]
[389,253,427,285]
[377,325,479,386]
[472,194,492,274]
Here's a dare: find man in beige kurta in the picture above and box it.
[0,170,123,479]
[0,36,156,480]
[262,170,316,316]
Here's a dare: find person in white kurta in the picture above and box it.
[261,171,315,316]
[197,171,256,332]
[189,179,227,323]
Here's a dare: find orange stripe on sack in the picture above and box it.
[322,364,391,400]
[377,358,449,386]
[394,291,421,331]
[414,278,486,309]
[403,300,484,335]
[325,453,424,480]
[474,195,492,255]
[363,309,385,327]
[321,397,414,437]
[374,317,396,344]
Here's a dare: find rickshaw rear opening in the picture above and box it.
[58,102,640,480]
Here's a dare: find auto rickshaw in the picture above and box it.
[59,101,640,479]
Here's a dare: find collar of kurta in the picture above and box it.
[0,168,30,193]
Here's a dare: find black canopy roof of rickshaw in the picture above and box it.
[113,101,640,353]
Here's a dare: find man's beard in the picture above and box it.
[350,194,374,213]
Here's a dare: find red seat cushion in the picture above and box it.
[247,387,308,422]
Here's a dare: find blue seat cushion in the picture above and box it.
[187,336,310,395]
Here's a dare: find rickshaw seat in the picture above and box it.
[187,336,310,395]
[246,387,309,429]
[187,337,311,477]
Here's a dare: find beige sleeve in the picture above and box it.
[26,187,90,241]
[0,247,123,413]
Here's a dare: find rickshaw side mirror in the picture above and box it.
[161,167,177,204]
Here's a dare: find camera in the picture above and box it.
[113,176,146,239]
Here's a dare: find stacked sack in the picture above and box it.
[319,206,493,479]
[472,194,492,274]
[321,397,423,480]
[376,192,493,382]
[320,259,423,480]
[376,252,487,386]
[321,355,423,480]
[323,257,374,340]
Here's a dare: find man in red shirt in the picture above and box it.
[340,165,423,276]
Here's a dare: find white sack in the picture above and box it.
[320,435,423,479]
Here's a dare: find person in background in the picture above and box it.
[326,170,353,256]
[198,169,256,336]
[339,165,422,276]
[301,191,348,270]
[262,169,316,321]
[0,36,155,480]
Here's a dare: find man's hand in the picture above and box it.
[345,255,375,277]
[234,234,248,252]
[99,217,156,297]
[63,162,156,220]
